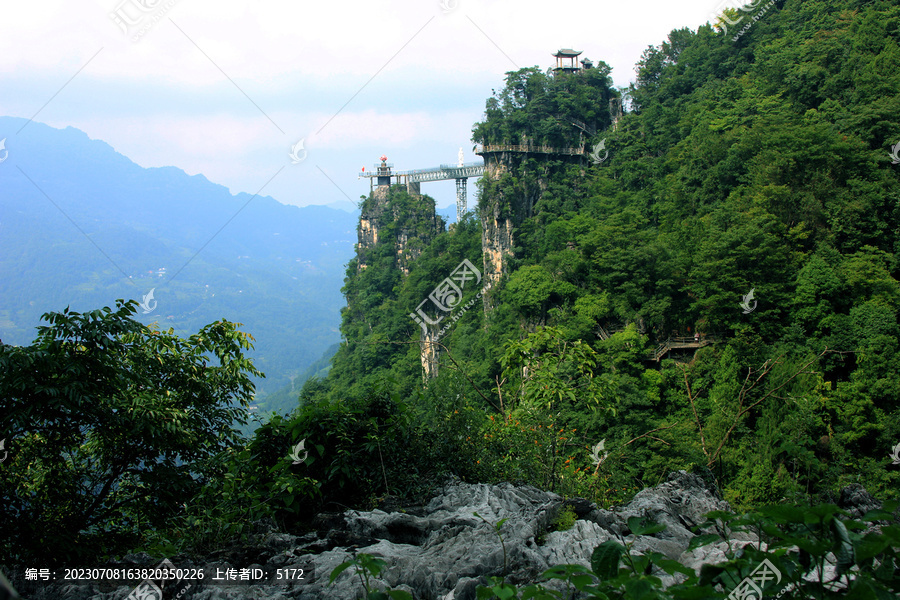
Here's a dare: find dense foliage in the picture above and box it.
[299,0,900,513]
[471,63,618,148]
[0,301,262,564]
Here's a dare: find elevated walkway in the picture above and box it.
[649,336,717,362]
[359,158,485,223]
[475,143,586,156]
[358,138,588,224]
[359,162,485,183]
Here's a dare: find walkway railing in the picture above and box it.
[359,163,485,182]
[649,336,717,362]
[475,143,586,156]
[403,164,485,183]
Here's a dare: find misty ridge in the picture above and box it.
[0,115,360,400]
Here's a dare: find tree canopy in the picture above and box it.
[0,301,261,564]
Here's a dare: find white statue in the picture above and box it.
[458,147,464,167]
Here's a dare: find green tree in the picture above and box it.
[499,326,612,490]
[0,300,262,565]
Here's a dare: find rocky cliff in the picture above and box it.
[476,151,583,310]
[356,184,444,275]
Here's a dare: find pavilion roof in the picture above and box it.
[553,48,582,57]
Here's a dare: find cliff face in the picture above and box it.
[356,184,444,275]
[477,152,574,309]
[479,158,515,293]
[351,153,579,380]
[352,184,446,380]
[357,217,379,266]
[420,329,440,380]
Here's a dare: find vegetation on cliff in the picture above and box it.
[471,63,618,148]
[298,0,900,516]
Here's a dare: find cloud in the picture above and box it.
[311,109,476,149]
[2,0,722,205]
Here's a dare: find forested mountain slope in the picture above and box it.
[295,0,900,510]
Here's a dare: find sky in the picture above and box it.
[0,0,722,211]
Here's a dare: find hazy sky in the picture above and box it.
[1,0,721,210]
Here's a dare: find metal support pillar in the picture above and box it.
[455,178,467,222]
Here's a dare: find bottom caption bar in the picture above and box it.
[21,559,313,595]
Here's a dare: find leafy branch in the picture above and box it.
[680,348,828,468]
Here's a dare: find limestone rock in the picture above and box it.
[21,471,886,600]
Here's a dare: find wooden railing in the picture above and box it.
[649,336,717,362]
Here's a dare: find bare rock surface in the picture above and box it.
[10,471,838,600]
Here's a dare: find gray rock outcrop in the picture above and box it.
[3,471,785,600]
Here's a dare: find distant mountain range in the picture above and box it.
[0,116,358,400]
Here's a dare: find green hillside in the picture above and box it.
[294,0,900,510]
